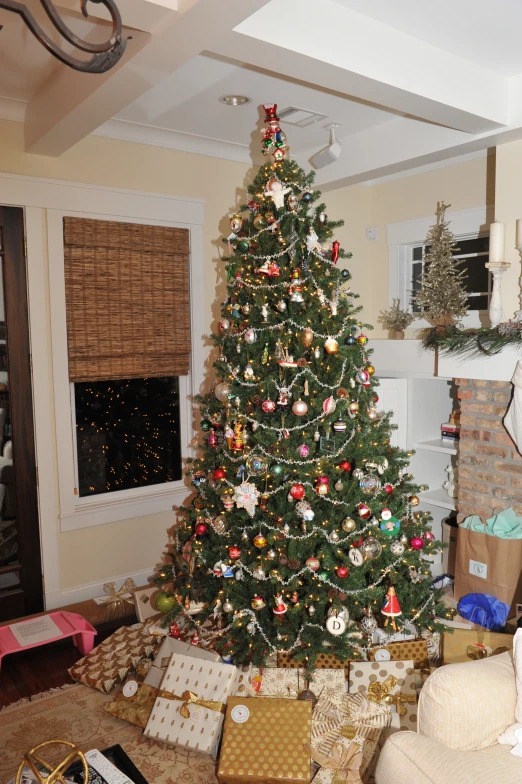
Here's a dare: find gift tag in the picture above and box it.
[122,679,138,698]
[231,704,250,723]
[373,648,391,662]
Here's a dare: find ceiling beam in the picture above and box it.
[209,0,509,135]
[24,0,270,156]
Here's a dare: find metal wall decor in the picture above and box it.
[0,0,128,73]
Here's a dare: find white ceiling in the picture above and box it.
[332,0,522,76]
[114,54,398,154]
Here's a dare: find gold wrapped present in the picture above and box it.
[68,622,163,693]
[277,650,360,674]
[103,675,158,728]
[368,639,429,670]
[254,667,346,704]
[442,629,514,665]
[217,697,312,784]
[310,739,363,784]
[311,692,390,782]
[348,661,417,736]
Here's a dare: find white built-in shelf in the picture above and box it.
[419,488,456,511]
[414,439,458,456]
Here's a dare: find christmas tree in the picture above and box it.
[415,202,468,327]
[156,105,448,668]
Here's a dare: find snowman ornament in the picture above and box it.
[265,178,291,210]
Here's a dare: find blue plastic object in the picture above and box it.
[457,593,510,630]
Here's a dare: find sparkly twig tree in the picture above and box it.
[156,105,448,668]
[415,202,468,327]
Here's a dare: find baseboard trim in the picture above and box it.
[44,566,155,610]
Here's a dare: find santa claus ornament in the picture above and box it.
[273,594,287,616]
[382,586,402,631]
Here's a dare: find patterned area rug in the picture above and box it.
[0,684,218,784]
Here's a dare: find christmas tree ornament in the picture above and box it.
[368,406,378,420]
[345,335,356,346]
[246,622,256,634]
[336,565,349,578]
[297,688,318,707]
[292,399,308,416]
[246,455,268,476]
[323,396,337,414]
[207,429,218,448]
[359,473,382,494]
[215,381,232,402]
[384,483,393,495]
[244,363,254,382]
[289,271,305,303]
[224,425,234,449]
[315,475,330,495]
[244,328,257,344]
[228,546,242,560]
[276,299,287,312]
[241,530,249,541]
[290,590,299,603]
[390,540,405,556]
[308,604,316,616]
[233,481,260,516]
[324,337,339,354]
[288,193,299,210]
[273,594,288,615]
[410,536,424,550]
[356,370,369,385]
[424,531,435,542]
[266,548,277,559]
[348,401,359,414]
[333,419,347,433]
[200,418,211,432]
[231,423,245,451]
[342,516,356,532]
[219,318,231,331]
[223,600,233,613]
[326,612,346,636]
[237,239,250,253]
[296,500,314,521]
[410,495,420,507]
[283,523,290,535]
[265,177,292,210]
[339,461,352,473]
[399,533,409,545]
[330,529,340,542]
[251,594,266,610]
[379,512,400,536]
[306,556,320,571]
[191,470,206,487]
[382,586,402,630]
[253,533,268,549]
[297,443,310,458]
[331,240,340,264]
[242,303,251,315]
[357,334,368,346]
[252,565,266,579]
[367,365,375,376]
[361,607,378,636]
[262,399,276,413]
[290,483,305,500]
[270,463,284,478]
[377,458,389,475]
[195,521,208,536]
[261,344,269,364]
[213,467,226,481]
[154,592,177,613]
[361,536,383,560]
[358,503,371,519]
[348,547,364,566]
[334,479,343,491]
[302,327,314,347]
[253,214,267,230]
[230,214,243,232]
[277,387,290,406]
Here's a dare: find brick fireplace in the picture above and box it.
[456,378,518,522]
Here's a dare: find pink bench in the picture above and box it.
[0,611,97,670]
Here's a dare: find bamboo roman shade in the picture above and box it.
[63,217,190,382]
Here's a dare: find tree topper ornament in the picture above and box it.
[233,481,261,517]
[265,177,291,210]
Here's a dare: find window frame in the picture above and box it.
[387,205,494,330]
[48,208,204,532]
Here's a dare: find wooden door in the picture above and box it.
[0,207,43,620]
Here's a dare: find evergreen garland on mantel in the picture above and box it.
[421,322,522,358]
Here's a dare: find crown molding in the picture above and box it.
[0,96,27,123]
[91,118,253,164]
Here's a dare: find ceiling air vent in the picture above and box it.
[278,106,328,127]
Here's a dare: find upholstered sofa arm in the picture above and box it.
[418,651,516,750]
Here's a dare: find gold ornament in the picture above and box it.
[253,533,267,548]
[367,365,375,376]
[324,337,339,354]
[302,327,314,347]
[410,495,420,507]
[16,741,89,784]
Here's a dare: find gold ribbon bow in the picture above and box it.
[367,675,416,716]
[104,682,158,728]
[158,689,225,719]
[99,577,137,605]
[307,741,363,784]
[466,643,509,661]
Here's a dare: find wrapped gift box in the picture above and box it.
[277,650,361,674]
[368,639,429,670]
[348,660,417,735]
[144,644,241,757]
[442,629,513,664]
[254,667,346,706]
[311,691,390,783]
[217,697,312,784]
[103,674,158,728]
[68,622,163,693]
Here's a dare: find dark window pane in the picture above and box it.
[467,294,489,311]
[75,377,182,497]
[461,257,488,292]
[453,236,489,255]
[411,261,423,312]
[412,246,423,261]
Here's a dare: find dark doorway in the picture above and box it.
[0,206,43,620]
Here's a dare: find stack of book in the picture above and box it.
[441,420,460,444]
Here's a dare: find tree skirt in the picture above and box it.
[0,684,218,784]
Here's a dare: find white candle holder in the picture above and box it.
[486,261,510,327]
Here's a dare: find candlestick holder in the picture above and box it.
[485,261,510,328]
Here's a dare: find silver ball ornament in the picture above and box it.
[223,601,233,612]
[276,300,287,312]
[330,530,340,542]
[342,517,356,533]
[292,399,308,416]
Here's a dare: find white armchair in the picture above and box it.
[375,652,521,784]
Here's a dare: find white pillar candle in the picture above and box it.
[517,219,522,248]
[489,221,505,263]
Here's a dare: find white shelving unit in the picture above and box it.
[415,439,458,456]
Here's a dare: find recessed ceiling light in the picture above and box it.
[219,95,251,106]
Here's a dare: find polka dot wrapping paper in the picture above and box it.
[348,660,417,736]
[367,639,429,670]
[217,696,312,783]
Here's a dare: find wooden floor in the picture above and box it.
[0,599,138,709]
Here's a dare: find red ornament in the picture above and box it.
[339,460,352,472]
[170,622,182,639]
[207,429,218,448]
[384,484,393,495]
[191,632,199,646]
[290,483,305,500]
[273,593,287,615]
[382,586,402,618]
[331,240,340,264]
[358,503,371,519]
[213,467,226,481]
[424,531,435,542]
[336,565,349,579]
[315,475,330,496]
[410,536,424,550]
[228,545,242,560]
[195,522,208,536]
[306,556,320,571]
[262,399,276,413]
[373,395,379,403]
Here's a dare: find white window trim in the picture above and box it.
[47,208,203,532]
[387,205,494,330]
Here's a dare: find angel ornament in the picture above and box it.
[265,178,291,210]
[306,228,323,254]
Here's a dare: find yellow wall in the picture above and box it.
[494,140,522,317]
[0,118,496,596]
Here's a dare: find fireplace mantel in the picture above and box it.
[370,339,520,383]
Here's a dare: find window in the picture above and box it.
[74,377,182,497]
[409,235,490,313]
